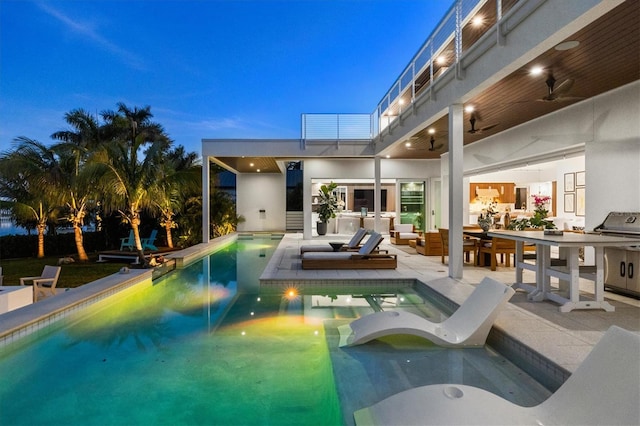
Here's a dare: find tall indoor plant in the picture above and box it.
[316,182,338,236]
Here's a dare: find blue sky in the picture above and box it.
[1,0,452,156]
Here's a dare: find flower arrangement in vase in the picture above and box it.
[477,201,497,231]
[507,194,556,230]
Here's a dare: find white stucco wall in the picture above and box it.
[211,82,639,237]
[302,158,441,237]
[236,173,286,232]
[585,82,640,229]
[438,82,639,231]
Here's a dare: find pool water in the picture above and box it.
[0,236,550,426]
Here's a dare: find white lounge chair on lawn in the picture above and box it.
[339,277,514,347]
[19,265,61,301]
[300,227,368,255]
[353,326,640,426]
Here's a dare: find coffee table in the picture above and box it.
[329,242,345,251]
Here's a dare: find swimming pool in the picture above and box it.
[0,235,550,425]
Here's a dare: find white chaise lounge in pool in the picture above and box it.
[353,325,640,426]
[338,277,514,348]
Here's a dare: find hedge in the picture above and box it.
[1,232,109,259]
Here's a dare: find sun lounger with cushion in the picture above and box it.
[339,277,514,347]
[353,325,640,426]
[300,228,368,255]
[301,232,397,269]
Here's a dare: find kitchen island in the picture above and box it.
[488,230,640,312]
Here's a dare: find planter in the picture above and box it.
[477,218,492,232]
[317,221,328,236]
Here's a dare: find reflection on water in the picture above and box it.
[0,219,28,236]
[0,236,343,426]
[0,216,97,236]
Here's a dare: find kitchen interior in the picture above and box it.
[309,154,639,298]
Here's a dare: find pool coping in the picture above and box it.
[0,234,237,348]
[260,234,572,391]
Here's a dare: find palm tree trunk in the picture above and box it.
[73,225,89,261]
[165,222,174,248]
[131,222,146,266]
[37,224,46,258]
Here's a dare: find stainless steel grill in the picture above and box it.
[595,212,640,237]
[598,212,640,297]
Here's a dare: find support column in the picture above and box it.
[303,170,312,240]
[448,104,465,279]
[374,157,381,232]
[202,156,210,243]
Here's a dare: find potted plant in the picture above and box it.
[316,182,338,236]
[477,215,493,232]
[413,211,424,233]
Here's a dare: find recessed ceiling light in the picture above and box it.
[530,66,544,76]
[257,169,261,172]
[385,154,390,158]
[464,105,475,113]
[554,40,580,51]
[428,128,436,134]
[472,16,484,26]
[398,99,405,105]
[436,55,447,65]
[249,162,254,167]
[405,142,411,147]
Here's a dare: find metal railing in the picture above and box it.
[374,0,517,135]
[300,0,519,143]
[301,113,372,141]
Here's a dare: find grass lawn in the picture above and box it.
[1,255,131,288]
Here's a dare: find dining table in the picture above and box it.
[487,230,640,312]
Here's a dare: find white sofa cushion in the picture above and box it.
[394,224,413,233]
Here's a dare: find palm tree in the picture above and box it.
[210,189,245,238]
[51,108,103,176]
[50,109,104,261]
[0,138,62,258]
[93,103,171,265]
[152,146,201,248]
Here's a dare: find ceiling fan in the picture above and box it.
[468,114,499,134]
[428,135,444,151]
[538,73,582,102]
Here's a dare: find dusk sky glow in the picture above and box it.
[1,1,452,156]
